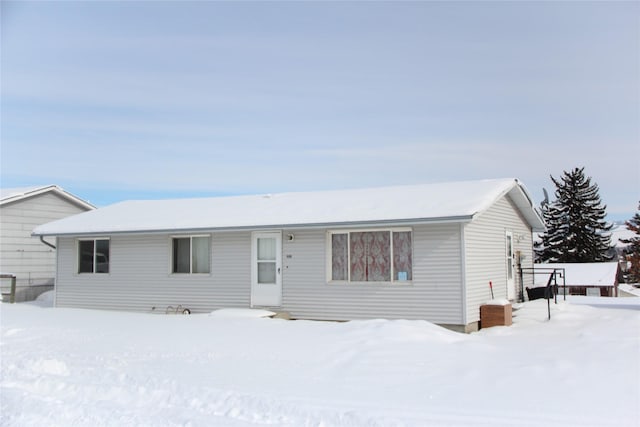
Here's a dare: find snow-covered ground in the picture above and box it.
[2,296,639,426]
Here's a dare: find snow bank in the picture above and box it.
[566,295,640,310]
[1,300,638,426]
[35,290,54,306]
[208,308,276,318]
[484,298,511,306]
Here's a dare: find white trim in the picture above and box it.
[1,185,95,210]
[251,231,282,307]
[460,222,467,326]
[34,217,474,238]
[54,237,59,307]
[326,228,413,285]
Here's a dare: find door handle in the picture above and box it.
[277,267,281,274]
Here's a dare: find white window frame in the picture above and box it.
[326,227,413,285]
[77,237,110,274]
[169,234,211,275]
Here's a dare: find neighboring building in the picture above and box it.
[0,185,94,301]
[533,262,620,297]
[618,283,640,297]
[609,223,636,278]
[33,179,545,332]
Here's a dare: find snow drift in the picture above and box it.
[1,298,638,426]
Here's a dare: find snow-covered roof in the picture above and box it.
[32,178,545,236]
[1,185,95,210]
[534,262,620,287]
[611,224,636,248]
[618,283,640,297]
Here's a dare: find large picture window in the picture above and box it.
[329,230,412,283]
[78,238,110,274]
[172,236,210,274]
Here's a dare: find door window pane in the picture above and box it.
[257,238,276,261]
[258,262,276,284]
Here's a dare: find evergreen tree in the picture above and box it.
[620,203,640,283]
[535,167,612,263]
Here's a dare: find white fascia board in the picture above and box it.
[0,185,95,210]
[32,215,475,238]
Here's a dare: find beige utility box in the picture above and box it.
[480,302,513,328]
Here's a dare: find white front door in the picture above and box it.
[251,231,282,307]
[505,231,515,300]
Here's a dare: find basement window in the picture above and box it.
[78,238,110,274]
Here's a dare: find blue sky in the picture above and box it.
[1,1,638,220]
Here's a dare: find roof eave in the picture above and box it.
[1,185,95,210]
[32,215,475,238]
[507,182,547,232]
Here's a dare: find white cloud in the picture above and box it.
[1,1,638,220]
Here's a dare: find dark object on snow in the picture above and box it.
[526,286,556,301]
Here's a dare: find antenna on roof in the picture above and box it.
[541,188,549,211]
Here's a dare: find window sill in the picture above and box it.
[327,281,413,286]
[169,273,212,277]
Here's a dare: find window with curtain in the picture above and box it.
[172,236,210,274]
[329,230,412,283]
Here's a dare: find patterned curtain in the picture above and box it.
[393,231,412,280]
[331,234,348,280]
[350,232,391,282]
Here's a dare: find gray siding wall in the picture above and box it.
[463,195,534,323]
[1,193,88,289]
[55,232,251,312]
[55,223,465,324]
[282,224,463,324]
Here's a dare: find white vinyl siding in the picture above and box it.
[54,224,464,325]
[463,195,534,323]
[0,192,90,288]
[283,224,463,324]
[55,232,250,313]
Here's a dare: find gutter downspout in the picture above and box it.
[39,235,56,250]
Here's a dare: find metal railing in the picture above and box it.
[520,267,566,320]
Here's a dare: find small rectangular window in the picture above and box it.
[172,236,210,274]
[78,239,109,274]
